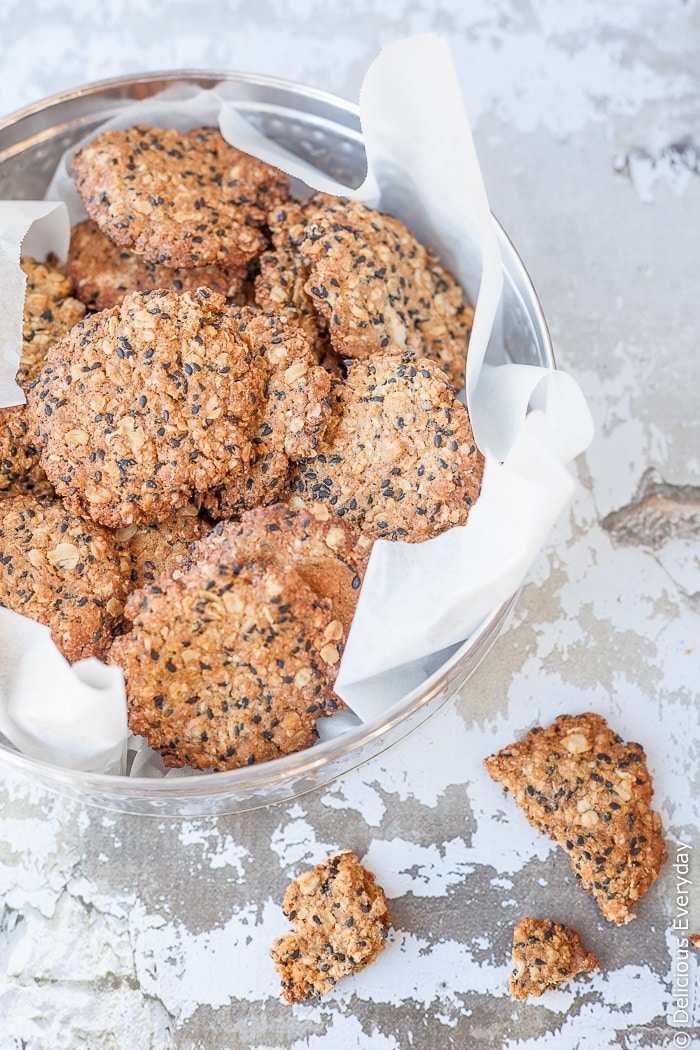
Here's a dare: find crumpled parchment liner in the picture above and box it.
[0,34,593,774]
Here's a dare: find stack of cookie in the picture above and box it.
[0,123,484,772]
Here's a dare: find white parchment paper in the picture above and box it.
[0,34,593,772]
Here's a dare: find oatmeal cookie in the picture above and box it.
[18,256,85,388]
[484,713,667,924]
[291,351,483,542]
[260,194,473,389]
[108,551,344,770]
[71,125,289,272]
[66,219,246,311]
[0,495,131,662]
[194,505,372,635]
[201,307,331,519]
[0,405,53,497]
[271,850,391,1003]
[29,289,278,528]
[113,503,207,591]
[255,202,331,358]
[509,917,599,1000]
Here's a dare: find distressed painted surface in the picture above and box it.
[0,2,699,1047]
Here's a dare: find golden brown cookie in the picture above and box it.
[0,495,131,662]
[290,351,483,542]
[18,256,85,389]
[108,546,344,770]
[260,194,473,390]
[509,918,599,1000]
[271,850,391,1003]
[28,289,267,527]
[66,219,247,311]
[0,405,53,497]
[484,713,667,924]
[201,307,331,519]
[255,201,331,357]
[194,504,372,636]
[71,125,289,272]
[689,933,700,951]
[113,503,207,591]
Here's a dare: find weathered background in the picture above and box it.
[0,1,698,1047]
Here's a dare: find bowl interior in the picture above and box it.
[0,71,553,815]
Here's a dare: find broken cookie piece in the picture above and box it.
[66,219,245,311]
[484,713,667,924]
[200,306,331,520]
[19,255,85,389]
[0,405,53,498]
[113,503,207,592]
[271,850,391,1003]
[509,917,599,1000]
[0,495,131,662]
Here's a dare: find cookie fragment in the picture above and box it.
[291,351,483,541]
[689,933,700,951]
[113,503,207,591]
[255,202,332,360]
[260,194,473,389]
[509,917,599,1000]
[271,850,391,1003]
[201,307,331,518]
[19,256,85,388]
[0,405,53,497]
[108,544,344,770]
[0,495,131,662]
[485,713,667,924]
[72,125,289,272]
[66,219,245,311]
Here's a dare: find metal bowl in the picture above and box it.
[0,71,553,815]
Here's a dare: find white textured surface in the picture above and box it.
[1,2,699,1048]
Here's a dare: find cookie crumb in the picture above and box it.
[509,917,599,1000]
[271,850,391,1003]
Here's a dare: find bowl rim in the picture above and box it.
[0,69,554,807]
[0,67,356,124]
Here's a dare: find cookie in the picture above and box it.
[255,202,331,358]
[271,850,391,1003]
[260,194,473,390]
[0,495,131,662]
[18,256,85,389]
[66,219,246,311]
[0,405,53,497]
[200,307,331,519]
[689,933,700,951]
[71,125,289,272]
[509,917,599,1000]
[108,546,344,770]
[29,288,273,528]
[193,504,373,635]
[484,713,667,924]
[290,351,483,542]
[113,503,207,591]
